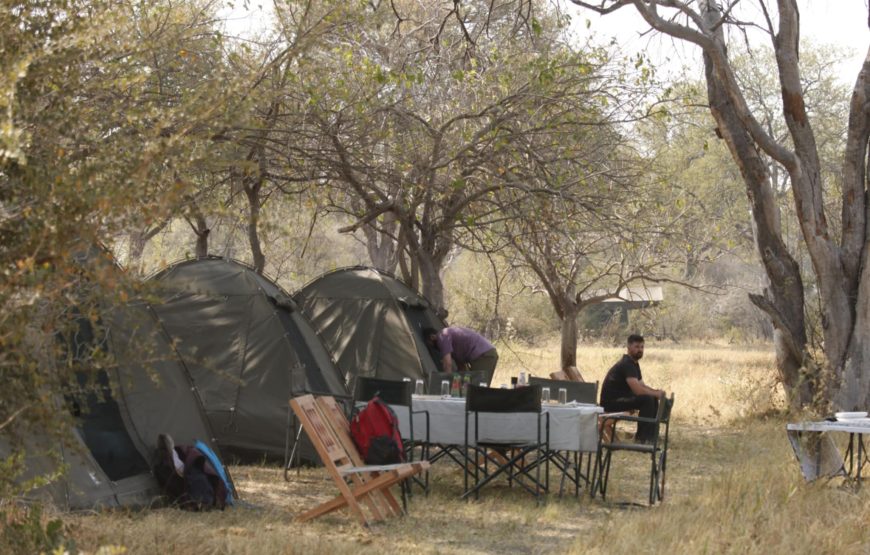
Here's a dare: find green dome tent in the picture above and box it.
[147,257,348,462]
[6,301,230,510]
[293,266,445,391]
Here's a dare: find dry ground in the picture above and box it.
[35,343,870,553]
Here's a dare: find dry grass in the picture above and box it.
[494,338,783,424]
[41,343,870,554]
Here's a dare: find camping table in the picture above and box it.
[391,396,603,496]
[392,395,603,451]
[786,419,870,481]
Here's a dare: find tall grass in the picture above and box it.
[31,343,870,554]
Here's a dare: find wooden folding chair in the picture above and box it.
[289,395,429,527]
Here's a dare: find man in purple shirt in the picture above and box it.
[423,326,499,385]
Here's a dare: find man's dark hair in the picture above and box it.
[422,327,439,339]
[627,334,644,345]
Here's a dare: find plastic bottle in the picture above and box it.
[462,373,471,397]
[451,374,461,397]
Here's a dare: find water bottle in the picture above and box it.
[518,371,527,387]
[451,374,461,397]
[462,373,471,397]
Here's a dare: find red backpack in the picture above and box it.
[350,397,404,465]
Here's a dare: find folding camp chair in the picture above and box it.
[463,385,550,503]
[592,394,674,506]
[289,395,429,526]
[528,377,598,404]
[529,377,599,496]
[354,377,430,493]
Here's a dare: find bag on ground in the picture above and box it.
[152,434,230,511]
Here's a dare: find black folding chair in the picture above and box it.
[528,377,599,496]
[528,377,597,404]
[463,385,550,503]
[354,376,430,494]
[592,394,674,505]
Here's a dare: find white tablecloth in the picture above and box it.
[391,396,603,452]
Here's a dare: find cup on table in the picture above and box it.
[558,388,567,404]
[441,380,450,396]
[415,379,424,396]
[541,387,550,403]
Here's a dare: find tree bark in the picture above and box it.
[361,211,400,273]
[244,177,265,274]
[698,2,811,408]
[184,198,210,258]
[560,305,580,370]
[418,253,445,313]
[127,220,168,276]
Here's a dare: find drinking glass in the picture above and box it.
[558,388,567,404]
[415,379,424,396]
[441,380,450,397]
[541,387,551,403]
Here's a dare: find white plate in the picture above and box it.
[835,411,868,419]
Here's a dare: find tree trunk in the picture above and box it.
[361,211,399,273]
[127,232,148,276]
[127,220,168,276]
[418,255,445,313]
[838,267,870,409]
[244,180,265,274]
[698,11,812,407]
[192,216,209,259]
[184,198,210,258]
[560,305,580,370]
[772,329,812,411]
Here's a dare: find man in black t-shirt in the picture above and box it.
[600,334,666,443]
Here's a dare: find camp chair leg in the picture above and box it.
[591,449,612,501]
[590,450,600,499]
[296,469,410,525]
[659,450,668,501]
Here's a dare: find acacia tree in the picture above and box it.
[495,120,702,368]
[292,0,657,313]
[570,0,868,410]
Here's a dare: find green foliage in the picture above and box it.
[1,0,251,497]
[0,504,74,554]
[444,251,558,342]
